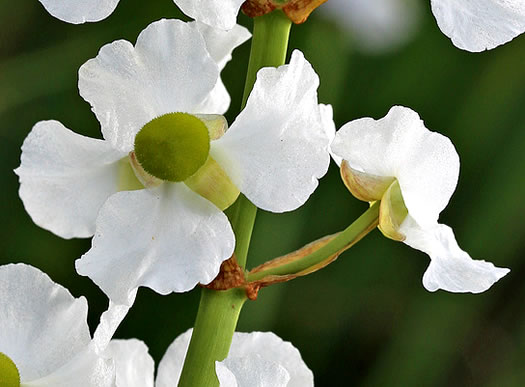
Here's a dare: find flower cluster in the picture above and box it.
[6,0,522,384]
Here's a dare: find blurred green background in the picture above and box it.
[2,1,525,386]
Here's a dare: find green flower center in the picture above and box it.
[0,352,20,387]
[134,113,211,182]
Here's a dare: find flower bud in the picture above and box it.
[0,352,20,387]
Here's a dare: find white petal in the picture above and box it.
[76,184,234,305]
[0,264,91,382]
[320,0,421,53]
[92,299,136,352]
[79,19,220,153]
[173,0,245,30]
[331,106,459,228]
[103,340,154,387]
[212,50,331,213]
[193,22,251,114]
[217,355,291,387]
[320,104,341,166]
[25,347,115,387]
[15,121,123,239]
[227,332,313,387]
[38,0,119,24]
[401,218,510,293]
[156,329,192,387]
[431,0,525,52]
[156,329,312,387]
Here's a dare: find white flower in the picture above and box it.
[107,329,313,386]
[37,0,244,29]
[331,106,510,293]
[16,19,333,306]
[0,263,130,386]
[319,0,422,53]
[430,0,525,52]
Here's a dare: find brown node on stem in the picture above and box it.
[203,255,246,290]
[242,0,328,24]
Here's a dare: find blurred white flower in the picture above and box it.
[37,0,244,29]
[319,0,422,53]
[16,19,333,306]
[430,0,525,52]
[331,106,509,293]
[0,263,130,386]
[107,329,313,386]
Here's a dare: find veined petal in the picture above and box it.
[0,264,91,382]
[15,121,123,239]
[216,355,290,387]
[212,50,331,213]
[401,217,510,293]
[156,329,313,386]
[331,106,459,228]
[103,340,154,387]
[431,0,525,52]
[193,22,251,114]
[38,0,119,24]
[173,0,245,30]
[76,184,234,305]
[79,19,220,153]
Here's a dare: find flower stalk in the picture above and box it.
[178,11,292,386]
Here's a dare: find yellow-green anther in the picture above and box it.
[378,180,408,241]
[340,160,395,202]
[0,352,20,387]
[117,156,145,191]
[134,113,210,182]
[185,157,240,210]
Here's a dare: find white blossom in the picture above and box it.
[108,329,313,386]
[431,0,525,52]
[16,19,333,306]
[37,0,244,29]
[0,263,130,386]
[331,106,509,293]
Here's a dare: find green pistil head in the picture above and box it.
[0,352,20,387]
[134,113,210,182]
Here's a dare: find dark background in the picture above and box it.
[2,1,525,386]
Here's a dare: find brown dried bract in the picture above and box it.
[203,255,246,290]
[242,0,328,24]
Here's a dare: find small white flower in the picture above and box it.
[0,263,130,386]
[107,329,313,386]
[16,19,333,306]
[331,106,510,293]
[37,0,244,29]
[430,0,525,52]
[319,0,422,53]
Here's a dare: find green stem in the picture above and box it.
[178,11,292,387]
[247,202,380,282]
[178,289,246,386]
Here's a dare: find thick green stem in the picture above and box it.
[247,202,380,281]
[178,289,246,386]
[178,11,292,387]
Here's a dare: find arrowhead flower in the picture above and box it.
[0,264,130,386]
[37,0,245,29]
[106,329,313,386]
[430,0,525,52]
[331,106,509,293]
[16,19,332,306]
